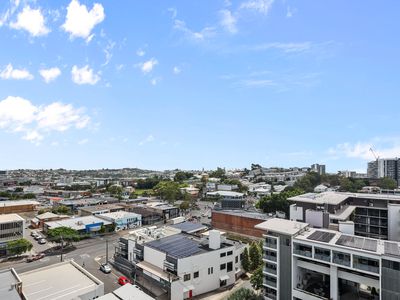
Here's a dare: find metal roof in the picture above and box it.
[170,221,207,233]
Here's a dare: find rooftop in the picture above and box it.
[212,209,271,220]
[0,213,24,223]
[0,269,21,300]
[206,191,244,197]
[45,215,112,231]
[0,200,39,207]
[97,283,154,300]
[169,221,207,234]
[36,212,68,220]
[19,261,103,300]
[255,218,308,236]
[80,204,125,213]
[98,211,141,220]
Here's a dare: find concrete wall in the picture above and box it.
[211,211,265,238]
[143,246,166,270]
[290,204,303,221]
[305,210,324,228]
[388,204,400,241]
[277,233,292,300]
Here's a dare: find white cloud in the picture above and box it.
[9,5,49,36]
[102,40,115,66]
[136,48,145,57]
[173,19,216,42]
[167,7,177,19]
[71,65,100,85]
[328,137,400,161]
[139,134,154,146]
[286,6,296,18]
[150,77,161,86]
[0,64,33,80]
[219,9,237,34]
[39,67,61,83]
[0,96,90,143]
[137,58,158,74]
[78,138,88,145]
[0,0,20,27]
[240,79,277,87]
[62,0,105,40]
[173,66,181,75]
[240,0,274,15]
[248,42,312,53]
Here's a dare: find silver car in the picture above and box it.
[100,263,112,274]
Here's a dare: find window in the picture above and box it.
[220,263,226,270]
[220,252,226,257]
[235,256,238,263]
[227,250,233,256]
[208,267,213,275]
[184,274,191,281]
[194,271,199,278]
[227,261,233,272]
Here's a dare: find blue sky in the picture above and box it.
[0,0,399,172]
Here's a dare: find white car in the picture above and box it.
[100,263,112,274]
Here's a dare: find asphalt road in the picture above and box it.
[1,234,124,294]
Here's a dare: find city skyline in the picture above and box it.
[1,0,400,172]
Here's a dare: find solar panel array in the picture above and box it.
[335,235,377,252]
[307,231,336,243]
[145,234,203,259]
[384,241,400,257]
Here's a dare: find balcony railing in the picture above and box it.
[264,254,277,262]
[264,292,277,300]
[263,279,277,288]
[353,263,379,274]
[333,257,350,267]
[263,267,277,275]
[294,288,329,300]
[264,241,277,249]
[294,249,312,258]
[314,253,330,262]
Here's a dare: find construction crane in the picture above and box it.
[369,148,379,160]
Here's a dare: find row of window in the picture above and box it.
[220,261,233,272]
[183,271,199,281]
[184,262,234,282]
[220,250,233,258]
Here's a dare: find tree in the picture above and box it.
[256,188,304,216]
[242,247,250,272]
[180,201,190,210]
[153,181,181,202]
[7,238,33,256]
[47,227,80,245]
[227,288,263,300]
[14,187,23,193]
[52,205,71,215]
[174,171,194,182]
[379,177,398,190]
[209,167,226,179]
[250,265,263,290]
[249,242,262,271]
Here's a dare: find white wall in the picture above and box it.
[305,210,323,228]
[388,204,400,241]
[290,204,303,221]
[339,221,355,235]
[143,246,166,269]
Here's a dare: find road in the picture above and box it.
[0,234,124,294]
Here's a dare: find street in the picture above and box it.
[0,233,124,294]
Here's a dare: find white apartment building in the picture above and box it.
[256,218,400,300]
[0,213,25,245]
[127,230,245,300]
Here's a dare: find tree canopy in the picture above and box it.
[250,265,263,290]
[174,171,193,182]
[47,226,80,244]
[209,167,226,179]
[153,181,182,202]
[256,188,304,215]
[7,238,33,256]
[227,288,263,300]
[378,177,398,190]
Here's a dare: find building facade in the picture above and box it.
[257,218,400,300]
[368,158,400,186]
[0,214,25,245]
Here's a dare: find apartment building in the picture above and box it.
[119,229,245,300]
[288,192,400,241]
[256,218,400,300]
[206,191,245,209]
[0,214,25,245]
[367,158,400,186]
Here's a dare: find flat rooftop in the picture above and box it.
[169,221,207,234]
[0,213,24,223]
[207,191,244,197]
[80,204,124,213]
[255,218,308,236]
[0,269,21,300]
[20,261,103,300]
[45,215,112,231]
[0,200,39,207]
[99,211,141,220]
[289,191,400,205]
[212,209,271,220]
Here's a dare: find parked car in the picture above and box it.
[30,231,37,237]
[34,235,42,240]
[100,263,112,274]
[118,276,131,285]
[38,238,46,244]
[26,253,45,262]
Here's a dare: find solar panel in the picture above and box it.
[384,241,400,257]
[307,230,335,243]
[335,235,377,252]
[145,234,203,259]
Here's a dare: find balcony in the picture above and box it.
[314,253,330,262]
[294,249,312,258]
[263,266,277,275]
[264,242,277,249]
[263,278,277,288]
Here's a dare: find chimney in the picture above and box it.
[209,230,221,250]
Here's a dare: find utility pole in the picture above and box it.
[105,239,108,264]
[60,236,64,262]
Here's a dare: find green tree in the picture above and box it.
[209,167,226,179]
[250,265,263,290]
[227,288,263,300]
[14,187,23,193]
[7,238,33,256]
[294,172,321,192]
[256,188,304,216]
[180,201,190,210]
[174,171,194,182]
[378,177,398,190]
[242,247,250,272]
[47,227,80,245]
[153,181,181,203]
[52,205,72,215]
[249,242,262,271]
